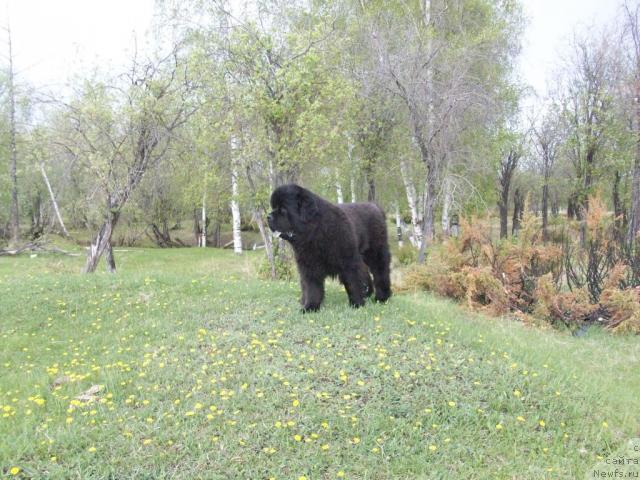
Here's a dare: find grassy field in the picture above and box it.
[1,247,639,479]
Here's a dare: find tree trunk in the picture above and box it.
[499,202,508,239]
[105,242,116,273]
[200,190,207,247]
[350,176,357,203]
[84,210,119,273]
[400,159,421,247]
[512,188,523,236]
[541,182,549,240]
[395,203,403,247]
[8,25,19,245]
[40,163,69,237]
[551,191,559,217]
[567,193,576,220]
[417,168,436,263]
[254,208,276,280]
[230,161,242,254]
[441,176,452,237]
[366,169,376,202]
[613,170,625,245]
[336,182,344,204]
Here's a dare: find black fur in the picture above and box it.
[267,184,391,312]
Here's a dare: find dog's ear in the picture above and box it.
[297,189,319,224]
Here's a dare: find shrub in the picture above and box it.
[396,244,418,265]
[257,244,295,281]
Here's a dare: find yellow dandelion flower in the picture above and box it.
[602,421,608,428]
[292,399,300,407]
[351,437,360,444]
[294,434,302,442]
[539,420,545,427]
[321,444,330,451]
[337,471,345,478]
[428,445,437,451]
[447,401,456,407]
[516,416,525,422]
[496,423,503,430]
[10,467,21,475]
[513,390,522,398]
[88,447,97,453]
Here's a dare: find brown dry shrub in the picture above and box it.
[462,266,510,315]
[533,273,597,326]
[600,264,640,334]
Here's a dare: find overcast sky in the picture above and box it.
[0,0,626,99]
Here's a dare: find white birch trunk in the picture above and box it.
[39,163,69,237]
[395,203,403,247]
[400,159,421,247]
[441,175,452,237]
[336,182,344,204]
[200,189,207,247]
[230,163,242,254]
[350,177,356,203]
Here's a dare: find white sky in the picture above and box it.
[0,0,155,92]
[518,0,621,100]
[0,0,626,99]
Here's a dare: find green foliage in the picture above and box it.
[396,243,418,266]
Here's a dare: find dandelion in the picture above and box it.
[351,437,360,444]
[321,444,330,451]
[516,416,525,422]
[88,447,97,453]
[428,445,437,451]
[292,399,300,407]
[496,423,503,430]
[447,401,456,407]
[294,434,302,442]
[539,420,545,427]
[513,390,522,398]
[337,471,345,478]
[602,421,608,428]
[10,467,20,475]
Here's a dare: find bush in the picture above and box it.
[400,201,639,335]
[396,244,418,265]
[257,244,295,281]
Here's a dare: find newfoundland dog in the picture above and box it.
[267,184,391,312]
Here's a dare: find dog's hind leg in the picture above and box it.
[364,248,392,302]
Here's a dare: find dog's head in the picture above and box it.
[267,184,320,241]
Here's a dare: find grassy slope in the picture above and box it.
[0,248,638,479]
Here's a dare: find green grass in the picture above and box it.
[1,248,639,479]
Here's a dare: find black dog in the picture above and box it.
[267,184,391,312]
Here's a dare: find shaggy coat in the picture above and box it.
[267,184,391,312]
